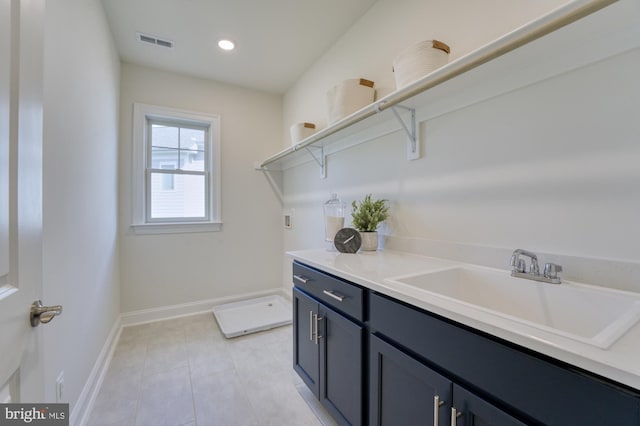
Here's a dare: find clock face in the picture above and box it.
[334,228,361,253]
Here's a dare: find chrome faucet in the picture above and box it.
[510,249,539,274]
[510,249,562,284]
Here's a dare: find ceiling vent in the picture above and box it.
[137,32,174,49]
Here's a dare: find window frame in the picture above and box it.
[131,103,222,234]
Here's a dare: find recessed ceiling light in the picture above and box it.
[217,39,235,51]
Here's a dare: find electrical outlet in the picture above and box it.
[284,209,294,229]
[56,372,64,402]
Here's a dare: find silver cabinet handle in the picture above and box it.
[293,275,310,284]
[310,312,323,345]
[315,316,323,344]
[322,289,345,302]
[451,407,462,426]
[434,395,445,426]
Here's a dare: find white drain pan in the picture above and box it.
[212,295,292,338]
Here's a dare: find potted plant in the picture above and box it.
[351,194,389,251]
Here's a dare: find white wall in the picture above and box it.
[119,63,283,313]
[281,1,640,286]
[282,0,568,144]
[42,0,120,415]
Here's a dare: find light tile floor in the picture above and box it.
[88,313,337,426]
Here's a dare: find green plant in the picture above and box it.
[351,194,389,232]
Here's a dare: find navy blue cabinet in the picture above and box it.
[293,261,640,426]
[370,291,640,426]
[451,384,526,426]
[292,261,364,426]
[293,288,320,396]
[370,335,525,426]
[370,335,452,426]
[319,303,363,425]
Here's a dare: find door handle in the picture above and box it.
[309,311,316,341]
[451,407,462,426]
[314,316,323,344]
[434,395,445,426]
[30,300,62,327]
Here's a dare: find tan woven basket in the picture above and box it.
[290,122,317,145]
[326,78,375,124]
[393,40,450,89]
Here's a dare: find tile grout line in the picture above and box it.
[185,323,199,426]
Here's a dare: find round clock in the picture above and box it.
[334,228,362,253]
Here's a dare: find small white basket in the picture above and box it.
[290,122,317,145]
[326,78,375,125]
[393,40,450,89]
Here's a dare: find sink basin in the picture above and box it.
[385,266,640,348]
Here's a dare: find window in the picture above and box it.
[132,103,221,233]
[159,162,176,191]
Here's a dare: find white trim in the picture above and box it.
[120,287,290,327]
[131,103,222,233]
[72,316,122,426]
[130,221,222,235]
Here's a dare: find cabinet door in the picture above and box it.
[370,335,452,426]
[451,384,527,426]
[293,288,320,397]
[319,304,363,426]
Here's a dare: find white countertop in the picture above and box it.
[287,249,640,390]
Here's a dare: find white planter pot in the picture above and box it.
[359,231,378,251]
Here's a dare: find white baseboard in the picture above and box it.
[72,316,122,426]
[120,287,290,327]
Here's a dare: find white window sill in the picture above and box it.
[130,221,223,235]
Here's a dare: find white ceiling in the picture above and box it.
[100,0,378,94]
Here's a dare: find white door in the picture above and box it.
[0,0,47,403]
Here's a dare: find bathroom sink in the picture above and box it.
[385,266,640,348]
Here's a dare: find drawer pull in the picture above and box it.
[434,395,445,426]
[294,274,310,284]
[323,290,345,302]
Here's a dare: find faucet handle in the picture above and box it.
[544,263,563,279]
[510,254,526,273]
[511,256,527,273]
[530,258,540,275]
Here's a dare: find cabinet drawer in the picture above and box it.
[293,262,364,322]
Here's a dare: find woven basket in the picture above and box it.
[290,122,317,145]
[326,78,375,125]
[393,40,450,89]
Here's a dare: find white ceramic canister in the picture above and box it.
[326,78,375,125]
[290,122,317,145]
[393,40,450,89]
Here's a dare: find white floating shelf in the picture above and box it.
[258,0,622,173]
